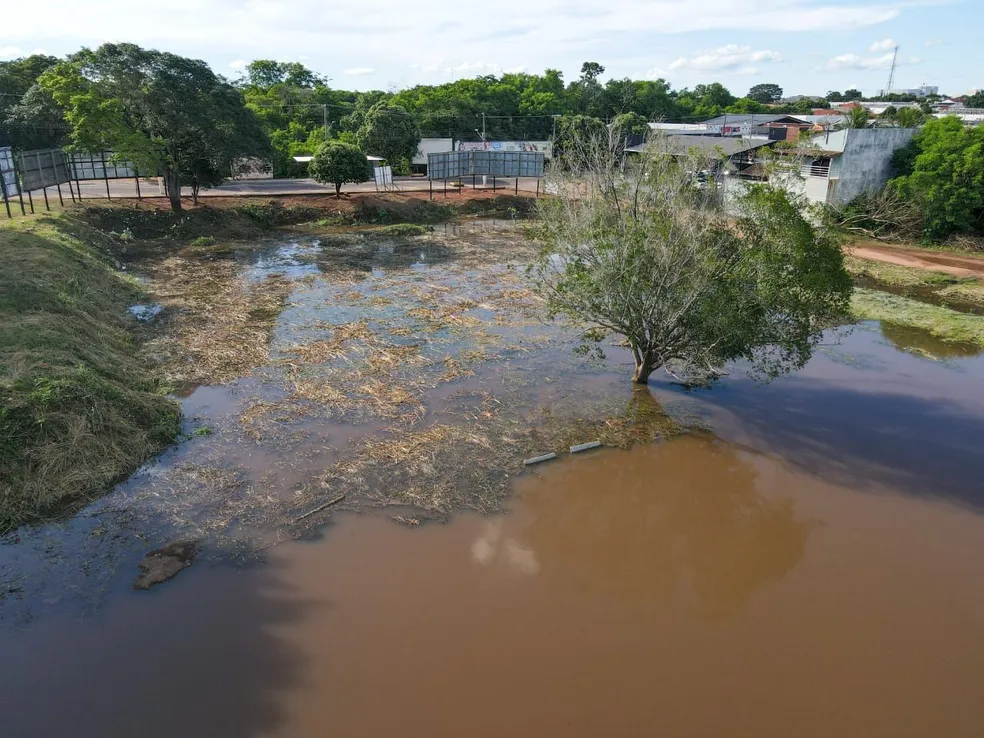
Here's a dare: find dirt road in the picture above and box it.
[846,241,984,279]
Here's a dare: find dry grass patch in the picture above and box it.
[142,255,291,385]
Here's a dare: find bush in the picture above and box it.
[375,223,433,237]
[189,235,216,248]
[309,142,373,196]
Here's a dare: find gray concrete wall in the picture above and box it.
[830,128,916,206]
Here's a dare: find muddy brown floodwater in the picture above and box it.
[3,222,984,736]
[3,435,984,737]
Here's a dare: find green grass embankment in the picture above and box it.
[852,288,984,349]
[0,215,180,533]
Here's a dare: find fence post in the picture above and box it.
[535,179,539,198]
[101,152,111,199]
[443,178,447,198]
[12,156,26,215]
[26,187,34,213]
[35,152,50,210]
[49,152,64,206]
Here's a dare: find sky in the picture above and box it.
[0,0,981,98]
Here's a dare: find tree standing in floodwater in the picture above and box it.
[530,131,852,384]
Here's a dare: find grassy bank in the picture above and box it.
[70,193,535,246]
[852,288,984,349]
[0,215,181,532]
[846,256,984,310]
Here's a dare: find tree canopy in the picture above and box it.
[747,83,783,104]
[0,54,62,149]
[889,116,984,241]
[531,134,851,384]
[39,43,268,210]
[355,102,420,174]
[966,90,984,108]
[309,141,373,195]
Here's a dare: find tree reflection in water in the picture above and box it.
[512,396,812,622]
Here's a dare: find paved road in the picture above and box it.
[19,175,543,203]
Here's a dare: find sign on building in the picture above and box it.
[455,140,553,159]
[413,138,454,165]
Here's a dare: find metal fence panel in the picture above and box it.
[68,152,138,180]
[19,149,71,190]
[0,146,19,196]
[427,150,544,180]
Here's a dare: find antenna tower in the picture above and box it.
[885,45,899,94]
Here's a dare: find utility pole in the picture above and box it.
[481,112,486,142]
[324,104,329,142]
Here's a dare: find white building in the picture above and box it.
[412,138,454,174]
[724,128,916,209]
[784,128,917,206]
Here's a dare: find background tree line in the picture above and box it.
[9,49,966,179]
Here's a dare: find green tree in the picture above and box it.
[309,141,373,196]
[4,83,67,150]
[611,112,650,141]
[726,97,769,114]
[826,90,844,102]
[845,107,871,128]
[531,134,851,384]
[844,88,864,101]
[242,60,322,89]
[965,90,984,108]
[747,83,783,104]
[355,101,419,174]
[40,43,268,211]
[0,54,62,149]
[554,115,607,164]
[889,116,984,241]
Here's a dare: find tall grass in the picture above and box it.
[0,217,180,532]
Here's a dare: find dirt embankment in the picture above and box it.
[846,241,984,280]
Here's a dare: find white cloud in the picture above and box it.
[826,52,895,71]
[343,67,375,75]
[868,38,896,53]
[669,44,782,73]
[0,46,24,59]
[825,50,922,72]
[0,0,930,88]
[924,38,945,47]
[228,59,246,69]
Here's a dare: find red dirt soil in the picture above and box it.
[846,241,984,279]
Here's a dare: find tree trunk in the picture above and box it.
[191,179,199,206]
[165,168,182,212]
[632,354,655,384]
[335,182,342,198]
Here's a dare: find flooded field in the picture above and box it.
[3,221,984,736]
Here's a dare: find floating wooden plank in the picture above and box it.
[570,441,602,454]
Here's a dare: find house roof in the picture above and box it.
[626,136,773,157]
[791,114,846,126]
[700,114,805,126]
